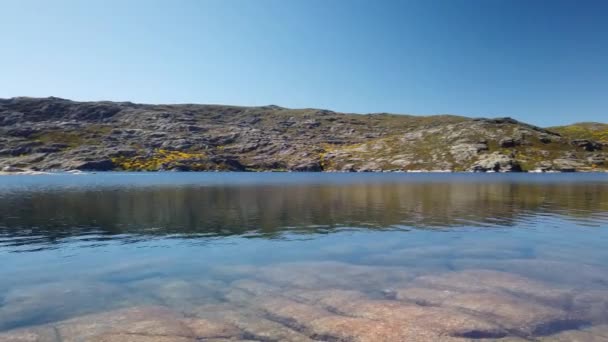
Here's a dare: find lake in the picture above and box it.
[1,173,608,341]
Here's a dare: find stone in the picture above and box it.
[55,306,193,342]
[441,292,575,335]
[125,278,217,312]
[254,261,412,292]
[93,334,194,342]
[0,326,59,342]
[499,137,521,148]
[409,269,573,306]
[70,159,115,171]
[0,281,124,331]
[470,152,522,172]
[553,158,584,172]
[572,290,608,324]
[588,154,606,165]
[1,165,24,172]
[540,324,608,341]
[539,134,553,143]
[450,142,488,162]
[220,311,315,342]
[308,315,452,341]
[291,160,322,172]
[183,318,241,339]
[254,296,334,328]
[322,298,506,338]
[230,279,282,296]
[571,139,602,151]
[451,259,608,290]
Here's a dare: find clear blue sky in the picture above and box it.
[1,0,607,126]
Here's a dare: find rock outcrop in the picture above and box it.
[1,97,606,172]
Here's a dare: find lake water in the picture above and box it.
[1,173,608,341]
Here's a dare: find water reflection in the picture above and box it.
[1,174,608,340]
[1,174,608,252]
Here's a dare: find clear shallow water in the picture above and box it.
[1,173,608,341]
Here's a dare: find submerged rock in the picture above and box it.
[0,281,125,331]
[0,325,58,342]
[1,264,607,341]
[0,305,246,342]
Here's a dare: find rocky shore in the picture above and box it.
[1,261,607,341]
[1,97,607,173]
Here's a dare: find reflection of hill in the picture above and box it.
[1,181,607,248]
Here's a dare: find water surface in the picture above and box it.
[1,173,608,341]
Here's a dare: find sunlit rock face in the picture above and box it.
[0,97,606,172]
[1,262,606,341]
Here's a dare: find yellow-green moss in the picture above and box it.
[550,123,608,143]
[112,149,206,171]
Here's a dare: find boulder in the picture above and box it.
[571,139,602,151]
[588,154,606,166]
[208,156,245,171]
[161,139,193,150]
[450,142,488,162]
[470,152,522,172]
[71,159,115,171]
[499,137,521,148]
[539,134,553,144]
[1,165,24,173]
[553,159,583,172]
[291,160,322,172]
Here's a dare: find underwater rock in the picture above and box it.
[55,306,193,342]
[284,288,367,308]
[125,278,223,312]
[442,292,574,335]
[254,296,334,327]
[0,325,58,342]
[307,315,452,341]
[540,324,608,341]
[0,281,124,331]
[571,290,608,324]
[183,318,241,339]
[93,334,194,342]
[323,298,506,338]
[188,302,316,342]
[451,259,608,288]
[254,261,413,291]
[230,279,282,296]
[410,269,573,306]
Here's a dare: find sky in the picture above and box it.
[1,0,607,126]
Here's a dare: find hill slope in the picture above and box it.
[0,97,606,172]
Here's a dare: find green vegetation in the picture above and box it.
[549,123,608,143]
[31,131,85,147]
[112,149,206,171]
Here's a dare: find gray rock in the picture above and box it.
[108,149,138,158]
[1,165,24,172]
[553,159,584,172]
[539,134,552,144]
[71,159,116,171]
[292,160,322,172]
[499,138,521,148]
[571,139,602,151]
[588,155,605,166]
[471,152,522,172]
[0,97,606,172]
[341,164,356,172]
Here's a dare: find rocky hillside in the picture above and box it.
[0,97,606,172]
